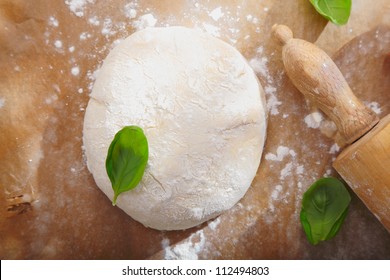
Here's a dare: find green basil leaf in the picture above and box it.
[300,177,351,245]
[106,126,148,206]
[300,209,315,244]
[309,0,352,25]
[325,204,349,240]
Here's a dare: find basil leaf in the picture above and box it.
[300,177,351,245]
[309,0,352,25]
[106,126,148,205]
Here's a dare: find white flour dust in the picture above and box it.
[304,111,324,129]
[164,230,206,260]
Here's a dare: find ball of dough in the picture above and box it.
[83,27,267,230]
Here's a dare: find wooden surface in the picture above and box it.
[1,0,390,259]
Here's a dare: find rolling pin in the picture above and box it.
[272,24,390,232]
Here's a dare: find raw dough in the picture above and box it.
[83,27,267,230]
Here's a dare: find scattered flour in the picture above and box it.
[268,184,284,212]
[101,18,114,36]
[208,217,221,231]
[88,16,100,26]
[280,162,305,182]
[265,144,306,182]
[0,97,5,108]
[296,165,304,175]
[48,16,59,27]
[265,145,305,182]
[265,146,296,161]
[324,169,333,177]
[246,14,259,24]
[267,99,282,115]
[124,5,137,19]
[364,101,382,115]
[54,40,63,48]
[71,66,80,76]
[65,0,95,17]
[304,111,324,129]
[280,162,293,180]
[209,7,224,21]
[271,185,283,200]
[329,143,340,154]
[133,13,157,30]
[45,94,58,105]
[161,238,170,249]
[79,32,92,40]
[249,56,268,77]
[249,47,283,115]
[164,230,206,260]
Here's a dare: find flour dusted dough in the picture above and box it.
[83,27,267,230]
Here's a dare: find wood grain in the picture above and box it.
[334,114,390,232]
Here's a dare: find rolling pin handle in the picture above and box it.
[272,24,293,45]
[272,24,379,145]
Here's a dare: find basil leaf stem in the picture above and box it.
[309,0,352,25]
[106,126,148,206]
[300,177,351,245]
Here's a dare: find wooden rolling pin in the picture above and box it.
[272,24,390,232]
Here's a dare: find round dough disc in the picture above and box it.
[83,26,267,230]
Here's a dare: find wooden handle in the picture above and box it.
[272,24,379,145]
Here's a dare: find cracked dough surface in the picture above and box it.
[83,27,267,230]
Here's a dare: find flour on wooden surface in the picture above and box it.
[133,13,157,30]
[304,111,324,129]
[364,101,382,115]
[71,66,80,76]
[0,97,5,108]
[329,143,340,154]
[164,230,206,260]
[265,146,296,162]
[65,0,95,17]
[208,217,221,231]
[271,185,283,200]
[209,7,224,21]
[124,3,137,19]
[88,16,100,26]
[54,40,63,49]
[161,238,170,249]
[48,16,59,27]
[101,18,115,36]
[79,32,92,40]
